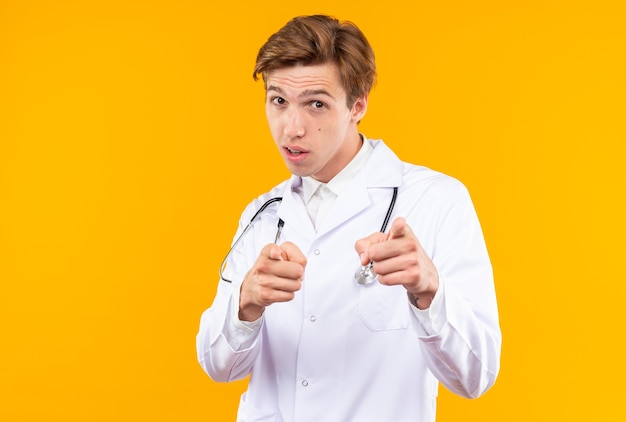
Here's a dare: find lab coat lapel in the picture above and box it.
[275,176,317,240]
[317,140,403,237]
[271,141,404,240]
[317,181,370,237]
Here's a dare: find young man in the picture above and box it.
[197,15,501,422]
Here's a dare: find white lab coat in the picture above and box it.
[197,139,501,422]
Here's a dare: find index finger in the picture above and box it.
[386,217,411,240]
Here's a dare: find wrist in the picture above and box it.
[238,296,264,322]
[407,276,439,310]
[239,309,263,322]
[238,288,264,322]
[408,292,434,310]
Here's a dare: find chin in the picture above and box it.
[282,163,309,177]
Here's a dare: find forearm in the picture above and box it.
[410,278,501,398]
[196,284,263,382]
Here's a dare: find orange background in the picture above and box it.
[1,0,625,420]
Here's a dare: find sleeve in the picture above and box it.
[408,273,446,335]
[195,210,266,383]
[408,180,502,399]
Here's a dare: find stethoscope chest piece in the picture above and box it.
[355,262,378,285]
[353,186,399,286]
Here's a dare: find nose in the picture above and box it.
[284,108,305,139]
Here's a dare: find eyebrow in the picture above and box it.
[267,85,335,100]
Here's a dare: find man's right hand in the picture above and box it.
[238,241,307,322]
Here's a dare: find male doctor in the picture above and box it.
[197,14,501,422]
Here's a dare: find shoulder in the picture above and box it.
[398,162,479,236]
[401,162,468,198]
[369,138,468,196]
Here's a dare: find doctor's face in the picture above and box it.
[265,63,367,183]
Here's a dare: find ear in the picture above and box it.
[351,94,369,123]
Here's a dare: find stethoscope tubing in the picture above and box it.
[219,188,398,285]
[219,197,282,283]
[356,186,398,285]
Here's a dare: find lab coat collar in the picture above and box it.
[359,138,404,188]
[275,139,403,239]
[276,177,317,239]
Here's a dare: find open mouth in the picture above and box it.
[286,147,304,156]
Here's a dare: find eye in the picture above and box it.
[310,100,326,110]
[271,96,286,105]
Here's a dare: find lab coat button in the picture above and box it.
[301,380,309,387]
[314,249,320,255]
[309,315,317,322]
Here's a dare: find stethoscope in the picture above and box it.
[219,187,398,286]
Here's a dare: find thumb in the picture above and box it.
[279,241,307,267]
[354,232,387,265]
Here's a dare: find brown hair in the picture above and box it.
[253,15,376,108]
